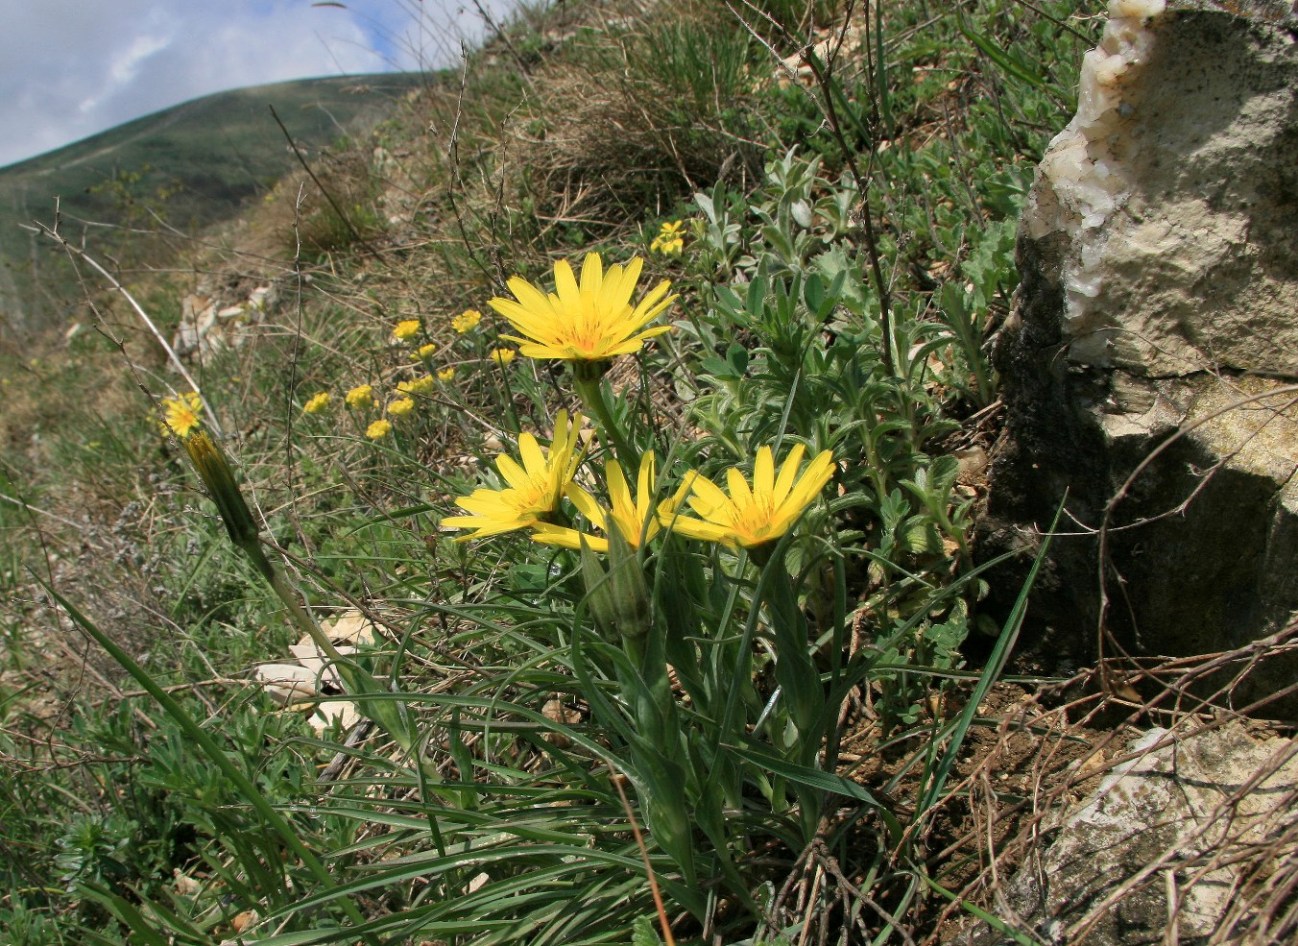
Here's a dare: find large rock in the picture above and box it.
[983,0,1298,715]
[962,723,1298,946]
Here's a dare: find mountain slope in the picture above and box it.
[0,72,427,332]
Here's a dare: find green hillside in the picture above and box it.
[1,2,1180,944]
[0,72,427,332]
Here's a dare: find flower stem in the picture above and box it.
[752,544,826,841]
[184,430,416,760]
[573,371,634,465]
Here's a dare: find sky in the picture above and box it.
[0,0,516,168]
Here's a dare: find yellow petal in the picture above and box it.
[771,442,807,508]
[779,450,835,527]
[495,454,530,491]
[531,524,608,553]
[555,258,581,306]
[753,446,776,503]
[627,282,675,331]
[685,475,730,519]
[565,483,609,532]
[578,252,604,298]
[667,514,739,546]
[518,433,549,478]
[726,465,755,512]
[635,452,656,520]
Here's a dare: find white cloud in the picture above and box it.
[0,0,512,168]
[79,31,173,116]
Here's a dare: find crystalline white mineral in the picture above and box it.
[1033,0,1167,361]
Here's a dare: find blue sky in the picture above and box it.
[0,0,516,168]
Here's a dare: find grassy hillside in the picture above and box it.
[0,72,427,332]
[0,2,1133,944]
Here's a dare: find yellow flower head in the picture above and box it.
[393,319,422,342]
[387,397,415,417]
[160,391,203,438]
[490,347,516,366]
[441,411,583,541]
[397,375,435,396]
[303,392,332,415]
[650,220,685,256]
[532,451,682,553]
[663,444,835,550]
[345,384,375,409]
[437,366,456,382]
[365,419,392,440]
[487,252,676,362]
[418,343,437,360]
[451,309,482,334]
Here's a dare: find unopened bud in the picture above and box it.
[183,430,262,553]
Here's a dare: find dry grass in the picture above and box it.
[921,624,1298,945]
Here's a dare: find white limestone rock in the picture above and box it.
[963,723,1298,945]
[1024,0,1298,375]
[983,1,1298,716]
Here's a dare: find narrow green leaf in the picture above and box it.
[724,739,903,844]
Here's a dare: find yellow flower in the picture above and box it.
[487,252,676,362]
[437,366,456,382]
[451,309,482,334]
[160,391,203,438]
[393,319,422,341]
[365,419,392,439]
[387,397,415,417]
[532,451,685,553]
[663,444,835,550]
[441,411,583,540]
[418,343,437,360]
[345,384,375,409]
[397,375,435,396]
[303,392,332,414]
[650,220,685,256]
[490,347,516,366]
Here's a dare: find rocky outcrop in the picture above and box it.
[964,722,1298,946]
[983,0,1298,714]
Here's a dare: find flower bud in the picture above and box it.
[183,431,263,555]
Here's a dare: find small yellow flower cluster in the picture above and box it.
[392,319,423,342]
[303,392,332,414]
[451,309,482,334]
[650,220,685,256]
[490,348,516,366]
[345,384,375,410]
[418,343,437,360]
[309,373,438,434]
[397,376,436,397]
[437,366,456,382]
